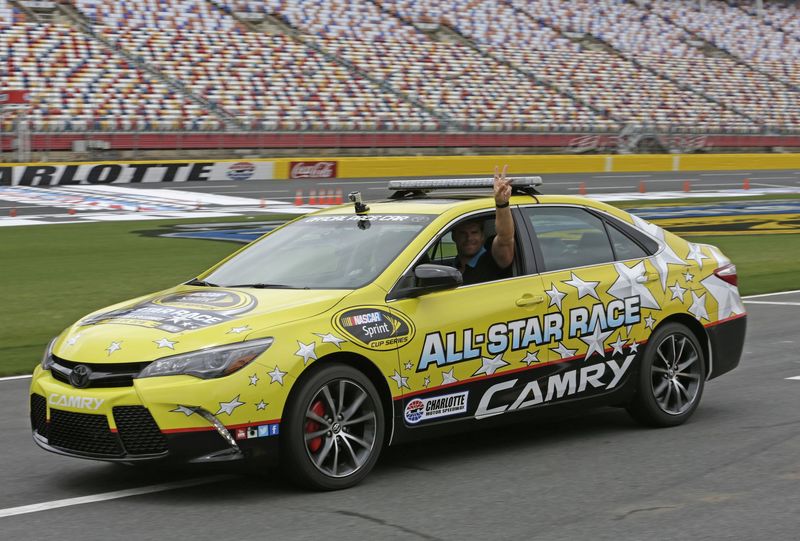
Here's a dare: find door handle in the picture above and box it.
[636,273,659,283]
[516,295,544,307]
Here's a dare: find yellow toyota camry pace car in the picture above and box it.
[30,178,746,490]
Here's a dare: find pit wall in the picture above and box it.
[2,154,799,186]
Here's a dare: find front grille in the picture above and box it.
[113,406,167,455]
[30,394,47,437]
[48,409,124,457]
[50,356,150,388]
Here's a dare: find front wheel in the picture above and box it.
[626,323,706,427]
[281,364,384,490]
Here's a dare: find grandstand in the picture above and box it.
[2,0,800,158]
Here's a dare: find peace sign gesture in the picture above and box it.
[494,164,511,207]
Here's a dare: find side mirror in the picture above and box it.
[389,264,463,299]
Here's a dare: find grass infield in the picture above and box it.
[1,206,797,376]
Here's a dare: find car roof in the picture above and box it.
[310,194,621,217]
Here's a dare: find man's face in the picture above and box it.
[452,222,484,258]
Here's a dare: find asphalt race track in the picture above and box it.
[1,291,798,541]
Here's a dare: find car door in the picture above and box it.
[386,209,553,428]
[516,204,666,405]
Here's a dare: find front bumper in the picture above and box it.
[29,371,280,464]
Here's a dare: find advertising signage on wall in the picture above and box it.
[0,161,274,186]
[0,90,29,105]
[289,161,337,179]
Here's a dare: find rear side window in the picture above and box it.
[607,223,649,260]
[524,207,615,272]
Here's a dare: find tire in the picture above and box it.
[281,364,384,490]
[626,322,706,427]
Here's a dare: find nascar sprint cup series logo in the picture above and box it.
[334,307,415,351]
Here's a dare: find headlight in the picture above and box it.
[137,338,273,380]
[41,337,57,371]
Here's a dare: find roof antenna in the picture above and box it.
[348,191,369,214]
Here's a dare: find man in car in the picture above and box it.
[452,165,515,285]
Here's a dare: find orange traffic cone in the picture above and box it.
[683,180,691,193]
[743,178,750,190]
[308,190,317,205]
[638,181,646,193]
[578,182,587,196]
[9,208,17,217]
[325,190,333,205]
[335,189,343,204]
[294,190,304,206]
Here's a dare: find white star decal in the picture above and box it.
[404,361,413,371]
[255,400,267,411]
[473,353,510,376]
[564,273,600,300]
[268,365,287,385]
[249,373,259,386]
[631,215,663,238]
[153,337,177,350]
[652,246,686,291]
[669,281,687,303]
[607,260,661,309]
[67,333,82,346]
[629,341,640,354]
[423,376,431,388]
[700,274,745,319]
[520,350,540,366]
[106,341,122,356]
[610,334,627,356]
[580,325,614,361]
[441,368,458,385]
[688,291,710,322]
[216,395,245,416]
[227,325,251,334]
[686,243,709,269]
[632,216,684,291]
[545,283,567,310]
[551,342,578,360]
[294,341,317,366]
[644,314,657,329]
[314,332,346,348]
[684,270,694,282]
[389,369,410,389]
[707,245,729,267]
[170,405,197,416]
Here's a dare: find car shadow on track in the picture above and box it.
[44,405,725,499]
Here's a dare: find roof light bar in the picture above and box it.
[388,177,542,192]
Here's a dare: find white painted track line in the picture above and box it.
[742,289,800,299]
[743,301,800,306]
[0,475,236,519]
[0,374,31,382]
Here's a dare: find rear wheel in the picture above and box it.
[281,364,384,490]
[627,323,706,427]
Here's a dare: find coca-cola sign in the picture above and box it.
[0,90,29,105]
[289,161,338,179]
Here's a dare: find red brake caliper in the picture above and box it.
[305,400,326,453]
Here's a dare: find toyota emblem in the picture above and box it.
[69,364,92,388]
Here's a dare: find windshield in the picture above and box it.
[203,214,434,289]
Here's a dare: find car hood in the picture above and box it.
[54,285,351,364]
